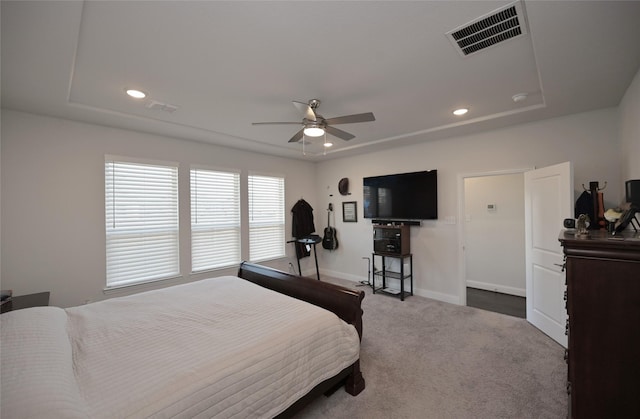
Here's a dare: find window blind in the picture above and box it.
[248,174,285,262]
[191,168,241,271]
[105,159,179,288]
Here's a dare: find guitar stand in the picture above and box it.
[357,256,372,288]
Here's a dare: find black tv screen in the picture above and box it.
[363,170,438,220]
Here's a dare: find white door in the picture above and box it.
[524,161,573,347]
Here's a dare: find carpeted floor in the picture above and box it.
[295,277,567,418]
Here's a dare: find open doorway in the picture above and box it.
[459,170,527,318]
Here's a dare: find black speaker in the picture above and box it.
[626,180,640,207]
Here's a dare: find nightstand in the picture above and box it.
[1,292,50,314]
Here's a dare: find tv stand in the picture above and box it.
[372,253,413,301]
[371,224,413,301]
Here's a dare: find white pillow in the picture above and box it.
[1,307,90,418]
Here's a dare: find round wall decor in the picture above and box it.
[338,178,349,195]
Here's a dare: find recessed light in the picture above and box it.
[126,89,147,99]
[323,142,333,148]
[453,108,468,116]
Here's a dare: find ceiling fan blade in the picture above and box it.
[324,112,375,125]
[292,101,317,121]
[252,122,301,125]
[325,125,356,141]
[288,128,305,143]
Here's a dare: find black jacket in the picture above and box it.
[291,199,315,258]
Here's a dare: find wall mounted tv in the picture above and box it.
[363,170,438,221]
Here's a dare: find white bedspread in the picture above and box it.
[1,276,360,418]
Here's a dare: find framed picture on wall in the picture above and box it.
[342,201,357,222]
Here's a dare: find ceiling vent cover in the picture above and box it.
[446,1,528,57]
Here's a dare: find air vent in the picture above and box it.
[446,1,528,57]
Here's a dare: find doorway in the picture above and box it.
[458,169,528,317]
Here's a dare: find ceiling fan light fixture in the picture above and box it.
[303,126,325,137]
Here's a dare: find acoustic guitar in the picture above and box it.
[322,203,339,250]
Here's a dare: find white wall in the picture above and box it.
[620,67,640,182]
[3,77,636,308]
[618,67,640,228]
[315,107,622,304]
[1,110,317,307]
[464,173,525,296]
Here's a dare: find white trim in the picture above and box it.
[457,168,533,306]
[465,280,526,297]
[103,274,183,294]
[320,268,461,305]
[105,154,179,168]
[190,163,240,174]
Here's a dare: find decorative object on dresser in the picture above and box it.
[559,230,640,418]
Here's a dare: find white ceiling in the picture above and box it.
[2,1,640,161]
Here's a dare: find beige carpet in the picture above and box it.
[295,277,567,418]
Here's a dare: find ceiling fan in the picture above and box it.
[252,99,375,143]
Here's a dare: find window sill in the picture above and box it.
[103,275,183,295]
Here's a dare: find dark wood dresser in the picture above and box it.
[559,230,640,418]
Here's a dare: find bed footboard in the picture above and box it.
[237,262,365,415]
[237,261,364,340]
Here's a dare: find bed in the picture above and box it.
[0,262,365,418]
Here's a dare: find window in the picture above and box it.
[248,174,285,262]
[105,158,179,288]
[191,168,241,271]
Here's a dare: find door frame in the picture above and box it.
[457,167,533,306]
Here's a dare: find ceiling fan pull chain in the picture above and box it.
[323,132,327,156]
[302,133,306,156]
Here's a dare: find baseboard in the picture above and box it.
[414,288,460,305]
[466,280,525,297]
[320,268,368,284]
[320,269,461,306]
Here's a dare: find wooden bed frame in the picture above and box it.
[237,262,365,417]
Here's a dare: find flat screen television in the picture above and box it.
[363,170,438,220]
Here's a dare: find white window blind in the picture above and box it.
[248,174,285,262]
[191,168,241,271]
[105,159,179,288]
